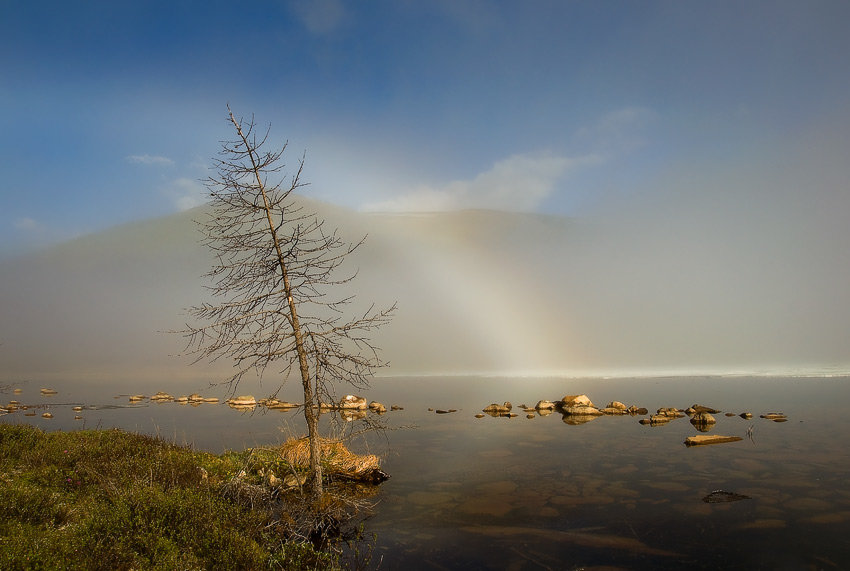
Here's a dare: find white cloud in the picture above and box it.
[289,0,347,35]
[361,152,601,213]
[164,178,207,211]
[126,154,174,166]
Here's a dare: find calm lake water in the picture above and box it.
[3,375,850,569]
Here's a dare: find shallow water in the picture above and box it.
[3,375,850,569]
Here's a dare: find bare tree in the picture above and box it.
[183,106,394,499]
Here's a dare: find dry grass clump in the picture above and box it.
[280,437,383,481]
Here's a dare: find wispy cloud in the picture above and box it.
[361,152,601,213]
[14,217,43,232]
[163,178,206,211]
[576,107,657,155]
[289,0,347,35]
[126,154,174,166]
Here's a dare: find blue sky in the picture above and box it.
[2,1,849,256]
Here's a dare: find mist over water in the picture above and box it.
[1,138,848,384]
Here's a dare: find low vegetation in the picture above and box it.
[0,423,381,569]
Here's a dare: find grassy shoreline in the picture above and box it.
[0,423,378,569]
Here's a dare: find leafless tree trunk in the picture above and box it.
[182,106,394,500]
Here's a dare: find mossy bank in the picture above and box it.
[0,423,380,569]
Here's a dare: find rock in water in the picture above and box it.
[560,394,594,407]
[339,395,368,410]
[482,402,512,413]
[228,395,257,406]
[690,412,717,432]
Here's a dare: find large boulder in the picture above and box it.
[560,394,594,408]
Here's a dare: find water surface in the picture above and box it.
[3,375,849,569]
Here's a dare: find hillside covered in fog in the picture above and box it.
[1,191,849,384]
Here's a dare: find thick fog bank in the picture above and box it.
[1,170,848,383]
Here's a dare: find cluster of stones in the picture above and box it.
[314,394,402,413]
[636,404,764,432]
[476,395,649,423]
[0,399,42,417]
[0,389,75,420]
[129,391,221,404]
[309,395,402,422]
[223,395,297,410]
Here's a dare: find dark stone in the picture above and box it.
[702,490,751,503]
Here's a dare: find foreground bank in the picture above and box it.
[0,423,382,569]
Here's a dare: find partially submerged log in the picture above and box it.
[684,434,743,447]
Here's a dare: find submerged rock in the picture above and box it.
[760,412,787,421]
[40,388,58,395]
[702,490,751,503]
